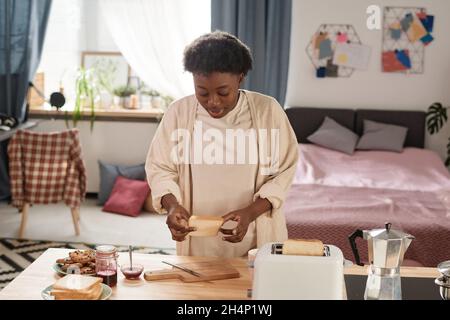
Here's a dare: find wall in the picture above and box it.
[286,0,450,160]
[31,119,158,192]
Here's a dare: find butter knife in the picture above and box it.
[162,261,202,277]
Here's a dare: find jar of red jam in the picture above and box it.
[95,245,118,287]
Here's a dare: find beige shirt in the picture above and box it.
[190,92,257,257]
[145,90,299,256]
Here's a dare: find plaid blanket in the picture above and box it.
[8,129,87,209]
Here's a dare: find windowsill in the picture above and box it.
[29,103,165,122]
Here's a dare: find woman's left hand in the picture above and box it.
[220,209,252,243]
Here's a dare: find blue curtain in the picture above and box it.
[211,0,292,106]
[0,0,52,200]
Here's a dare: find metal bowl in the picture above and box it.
[435,276,450,300]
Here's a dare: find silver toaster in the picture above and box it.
[252,242,344,300]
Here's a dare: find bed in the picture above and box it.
[284,107,450,267]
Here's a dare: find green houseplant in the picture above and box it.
[426,102,449,166]
[140,87,174,110]
[113,85,136,109]
[65,67,97,131]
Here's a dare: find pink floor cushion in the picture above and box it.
[103,176,150,217]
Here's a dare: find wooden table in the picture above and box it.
[0,248,251,300]
[0,248,440,300]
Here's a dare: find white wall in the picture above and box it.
[286,0,450,109]
[286,0,450,160]
[31,120,158,192]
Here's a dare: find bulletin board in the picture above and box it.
[306,24,370,78]
[382,6,435,74]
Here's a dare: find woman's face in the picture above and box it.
[193,72,243,119]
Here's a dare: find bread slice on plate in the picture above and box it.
[50,282,103,300]
[52,274,102,291]
[50,274,104,300]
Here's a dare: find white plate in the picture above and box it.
[53,263,96,277]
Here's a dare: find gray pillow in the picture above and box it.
[98,160,146,205]
[356,120,408,152]
[307,116,359,155]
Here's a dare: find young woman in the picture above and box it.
[145,31,298,257]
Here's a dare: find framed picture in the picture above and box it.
[81,51,131,92]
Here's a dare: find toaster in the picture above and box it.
[252,242,344,300]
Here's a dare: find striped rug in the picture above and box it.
[0,238,175,290]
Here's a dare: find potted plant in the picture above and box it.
[92,59,117,109]
[65,67,97,131]
[139,88,161,109]
[113,85,136,109]
[426,102,449,166]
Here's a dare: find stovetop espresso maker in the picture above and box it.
[349,222,414,300]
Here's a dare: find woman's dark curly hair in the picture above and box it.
[183,31,253,76]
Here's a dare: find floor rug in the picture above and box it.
[0,238,175,290]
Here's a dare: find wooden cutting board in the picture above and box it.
[144,260,240,282]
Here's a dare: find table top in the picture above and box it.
[0,248,440,300]
[0,248,251,300]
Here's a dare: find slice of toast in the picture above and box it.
[282,239,324,256]
[52,274,102,292]
[188,215,224,237]
[51,283,102,300]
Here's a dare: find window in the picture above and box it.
[34,0,210,117]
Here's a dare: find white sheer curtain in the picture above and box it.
[99,0,211,99]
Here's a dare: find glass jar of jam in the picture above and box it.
[95,245,118,287]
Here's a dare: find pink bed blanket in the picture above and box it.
[285,144,450,267]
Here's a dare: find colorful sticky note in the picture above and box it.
[416,11,427,20]
[395,50,411,69]
[332,43,371,70]
[419,14,434,33]
[400,13,413,31]
[390,28,402,40]
[316,67,326,78]
[337,32,348,43]
[314,32,328,50]
[318,38,333,60]
[406,14,428,42]
[325,59,338,77]
[420,33,434,46]
[390,21,401,29]
[382,50,408,72]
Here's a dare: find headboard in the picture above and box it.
[285,107,355,144]
[285,107,426,148]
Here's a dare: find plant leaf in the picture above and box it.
[426,102,447,134]
[446,137,450,167]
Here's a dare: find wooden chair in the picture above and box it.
[8,129,86,238]
[18,204,81,238]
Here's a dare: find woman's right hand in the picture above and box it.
[166,204,196,241]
